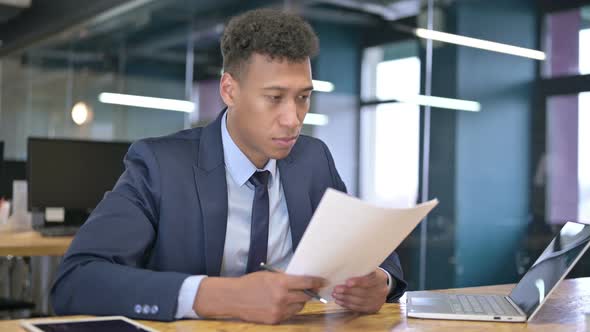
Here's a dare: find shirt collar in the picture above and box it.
[221,110,276,187]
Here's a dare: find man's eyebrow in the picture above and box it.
[262,86,288,91]
[261,86,314,92]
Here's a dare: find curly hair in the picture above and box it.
[221,8,319,79]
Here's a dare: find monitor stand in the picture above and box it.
[33,209,89,236]
[63,209,90,226]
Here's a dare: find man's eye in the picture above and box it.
[299,95,310,100]
[266,95,281,101]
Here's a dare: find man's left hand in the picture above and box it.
[331,269,390,314]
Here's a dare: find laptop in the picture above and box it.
[406,221,590,322]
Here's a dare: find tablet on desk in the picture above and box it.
[20,316,158,332]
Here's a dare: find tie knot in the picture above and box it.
[249,170,270,188]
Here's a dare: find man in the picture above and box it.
[51,8,406,324]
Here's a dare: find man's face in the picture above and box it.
[221,53,313,167]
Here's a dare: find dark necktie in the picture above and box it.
[246,170,270,273]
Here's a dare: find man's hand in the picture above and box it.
[233,271,325,324]
[332,269,390,314]
[193,272,326,325]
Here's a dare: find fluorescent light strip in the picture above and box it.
[391,94,481,112]
[304,113,329,126]
[415,28,546,61]
[312,80,335,92]
[99,92,332,124]
[98,92,195,113]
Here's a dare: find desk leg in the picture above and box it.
[0,257,12,318]
[0,257,12,298]
[30,256,61,316]
[1,256,33,318]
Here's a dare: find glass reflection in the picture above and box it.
[509,222,590,316]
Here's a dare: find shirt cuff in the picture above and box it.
[175,275,207,319]
[378,267,394,294]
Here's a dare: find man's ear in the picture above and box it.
[220,72,238,108]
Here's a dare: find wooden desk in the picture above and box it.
[2,277,589,331]
[0,231,72,256]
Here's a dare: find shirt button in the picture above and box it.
[134,304,142,314]
[142,304,150,314]
[151,305,159,315]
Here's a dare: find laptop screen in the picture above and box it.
[508,222,590,317]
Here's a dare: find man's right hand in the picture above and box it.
[233,271,326,324]
[193,272,326,324]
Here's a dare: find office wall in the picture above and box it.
[313,93,358,195]
[452,0,535,287]
[311,22,361,195]
[425,0,537,289]
[425,26,459,289]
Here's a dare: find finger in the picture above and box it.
[345,272,378,288]
[331,292,367,306]
[285,290,312,304]
[333,286,371,298]
[337,283,389,298]
[283,275,327,290]
[282,302,305,321]
[335,300,379,314]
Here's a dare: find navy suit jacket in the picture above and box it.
[51,111,407,321]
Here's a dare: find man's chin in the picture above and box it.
[268,148,293,161]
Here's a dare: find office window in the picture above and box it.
[360,42,420,207]
[580,92,590,222]
[545,92,590,224]
[581,28,590,74]
[543,5,590,77]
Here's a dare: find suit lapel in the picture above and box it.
[194,112,227,276]
[278,155,312,250]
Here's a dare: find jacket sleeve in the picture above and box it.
[379,251,408,302]
[50,140,191,321]
[320,140,408,302]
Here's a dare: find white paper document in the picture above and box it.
[285,188,439,300]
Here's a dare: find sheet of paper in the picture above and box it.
[285,188,438,300]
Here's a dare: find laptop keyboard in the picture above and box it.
[448,295,515,316]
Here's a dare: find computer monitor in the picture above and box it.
[0,160,26,200]
[0,141,3,188]
[27,138,131,218]
[0,141,28,201]
[0,141,3,198]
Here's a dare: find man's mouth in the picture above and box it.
[272,136,298,148]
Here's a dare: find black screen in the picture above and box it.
[32,318,151,332]
[27,138,130,210]
[0,141,4,196]
[0,142,27,199]
[0,160,26,200]
[509,222,590,316]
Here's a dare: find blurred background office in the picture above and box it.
[0,0,589,319]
